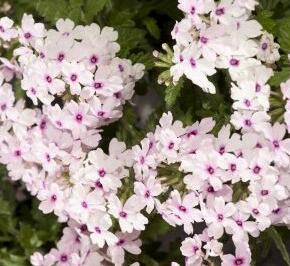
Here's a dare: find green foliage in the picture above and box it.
[269,68,290,86]
[0,169,61,265]
[165,79,184,109]
[268,227,290,266]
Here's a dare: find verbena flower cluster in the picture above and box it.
[171,0,280,132]
[0,14,144,266]
[0,1,289,265]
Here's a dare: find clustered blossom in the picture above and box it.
[0,14,144,265]
[29,110,290,266]
[130,112,290,265]
[171,0,280,131]
[0,3,289,266]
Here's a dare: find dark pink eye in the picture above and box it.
[70,74,77,81]
[24,32,32,39]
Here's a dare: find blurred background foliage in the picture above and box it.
[0,0,290,265]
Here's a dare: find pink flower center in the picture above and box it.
[178,205,187,212]
[24,32,32,39]
[207,186,214,193]
[46,75,52,83]
[215,7,225,16]
[40,120,47,130]
[219,145,225,154]
[95,227,101,233]
[261,189,269,196]
[230,164,237,172]
[207,166,215,175]
[70,74,78,82]
[140,156,145,164]
[244,99,251,107]
[58,53,65,62]
[261,42,268,50]
[1,104,7,111]
[253,165,261,174]
[118,64,124,72]
[200,36,208,44]
[56,120,62,127]
[217,214,224,221]
[252,208,259,215]
[95,181,103,188]
[75,113,83,122]
[81,201,88,208]
[46,154,51,162]
[60,254,68,262]
[98,169,106,177]
[236,220,243,226]
[80,224,88,232]
[90,55,98,64]
[273,140,280,148]
[117,239,125,246]
[168,142,175,149]
[119,211,127,218]
[51,194,57,202]
[30,87,36,95]
[14,150,22,157]
[234,258,244,265]
[97,111,105,117]
[94,82,103,89]
[187,129,198,137]
[190,6,196,15]
[255,83,261,92]
[193,245,199,253]
[230,58,239,66]
[145,190,151,198]
[244,119,252,127]
[190,58,196,67]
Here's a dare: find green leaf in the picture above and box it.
[36,0,68,23]
[256,10,276,32]
[165,79,184,109]
[129,52,155,70]
[143,17,160,39]
[69,0,83,7]
[268,227,290,266]
[116,27,147,57]
[258,0,281,10]
[277,18,290,52]
[269,68,290,86]
[83,0,109,23]
[18,223,43,256]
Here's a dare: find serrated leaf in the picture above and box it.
[83,0,109,23]
[268,227,290,266]
[259,0,281,10]
[129,52,154,70]
[277,18,290,52]
[18,223,42,255]
[69,0,83,7]
[256,10,276,33]
[143,17,160,39]
[36,0,67,23]
[116,27,147,57]
[269,68,290,86]
[165,80,184,108]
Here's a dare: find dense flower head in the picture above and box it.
[170,0,281,132]
[0,2,289,265]
[129,112,290,265]
[0,14,144,265]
